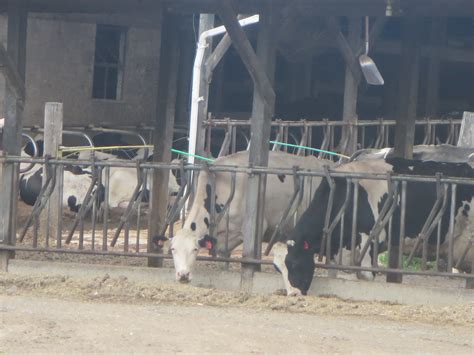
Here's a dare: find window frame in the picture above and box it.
[92,24,127,101]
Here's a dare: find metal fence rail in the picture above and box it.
[204,118,463,158]
[1,156,473,287]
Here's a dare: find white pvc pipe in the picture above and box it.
[187,15,260,165]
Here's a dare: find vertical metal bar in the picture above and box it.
[387,215,393,267]
[33,215,38,248]
[9,162,19,247]
[209,170,217,254]
[102,166,110,251]
[79,218,84,250]
[361,126,366,148]
[231,126,237,154]
[435,219,441,272]
[45,189,50,248]
[206,123,212,156]
[448,184,456,271]
[338,212,345,265]
[225,208,230,270]
[398,181,407,272]
[56,164,63,249]
[351,179,359,266]
[124,221,130,252]
[136,168,146,252]
[91,167,101,251]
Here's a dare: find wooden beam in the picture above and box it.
[240,3,278,292]
[217,0,276,112]
[0,0,27,269]
[341,17,362,155]
[205,15,244,82]
[389,17,422,284]
[40,103,63,241]
[325,16,362,85]
[393,17,421,159]
[147,11,182,267]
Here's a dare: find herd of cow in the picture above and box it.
[15,134,474,296]
[161,145,473,296]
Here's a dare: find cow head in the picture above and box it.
[170,226,216,283]
[170,181,223,283]
[285,238,315,295]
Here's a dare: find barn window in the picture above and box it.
[92,25,126,100]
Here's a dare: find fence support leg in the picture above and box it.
[40,103,63,242]
[0,2,28,269]
[217,3,277,292]
[389,18,421,284]
[147,12,181,267]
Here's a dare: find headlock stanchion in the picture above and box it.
[1,154,473,288]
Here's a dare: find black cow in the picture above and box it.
[285,158,474,295]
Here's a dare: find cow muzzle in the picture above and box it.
[176,271,191,283]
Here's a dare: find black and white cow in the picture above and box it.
[285,158,474,295]
[19,164,103,213]
[159,150,335,295]
[352,144,474,167]
[77,150,180,208]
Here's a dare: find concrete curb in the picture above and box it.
[5,259,474,306]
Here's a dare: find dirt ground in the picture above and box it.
[0,272,473,353]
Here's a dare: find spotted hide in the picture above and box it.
[161,150,335,295]
[285,158,474,296]
[19,164,104,213]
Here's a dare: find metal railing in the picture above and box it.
[203,117,463,158]
[1,155,472,287]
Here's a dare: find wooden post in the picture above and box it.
[0,1,27,271]
[147,13,181,268]
[424,18,445,117]
[239,5,277,292]
[195,14,215,157]
[40,103,63,242]
[389,17,421,283]
[342,17,362,155]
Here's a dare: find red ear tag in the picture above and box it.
[303,241,310,250]
[206,241,213,250]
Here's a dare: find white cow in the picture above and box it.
[164,150,335,295]
[77,150,180,208]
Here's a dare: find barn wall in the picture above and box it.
[0,14,161,127]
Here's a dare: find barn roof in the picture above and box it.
[0,0,472,16]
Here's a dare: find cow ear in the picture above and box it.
[303,240,310,250]
[152,235,169,249]
[198,235,217,251]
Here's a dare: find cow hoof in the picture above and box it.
[357,271,375,281]
[273,288,287,296]
[287,288,302,297]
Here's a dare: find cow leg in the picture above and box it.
[272,242,302,297]
[357,233,375,281]
[216,231,243,257]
